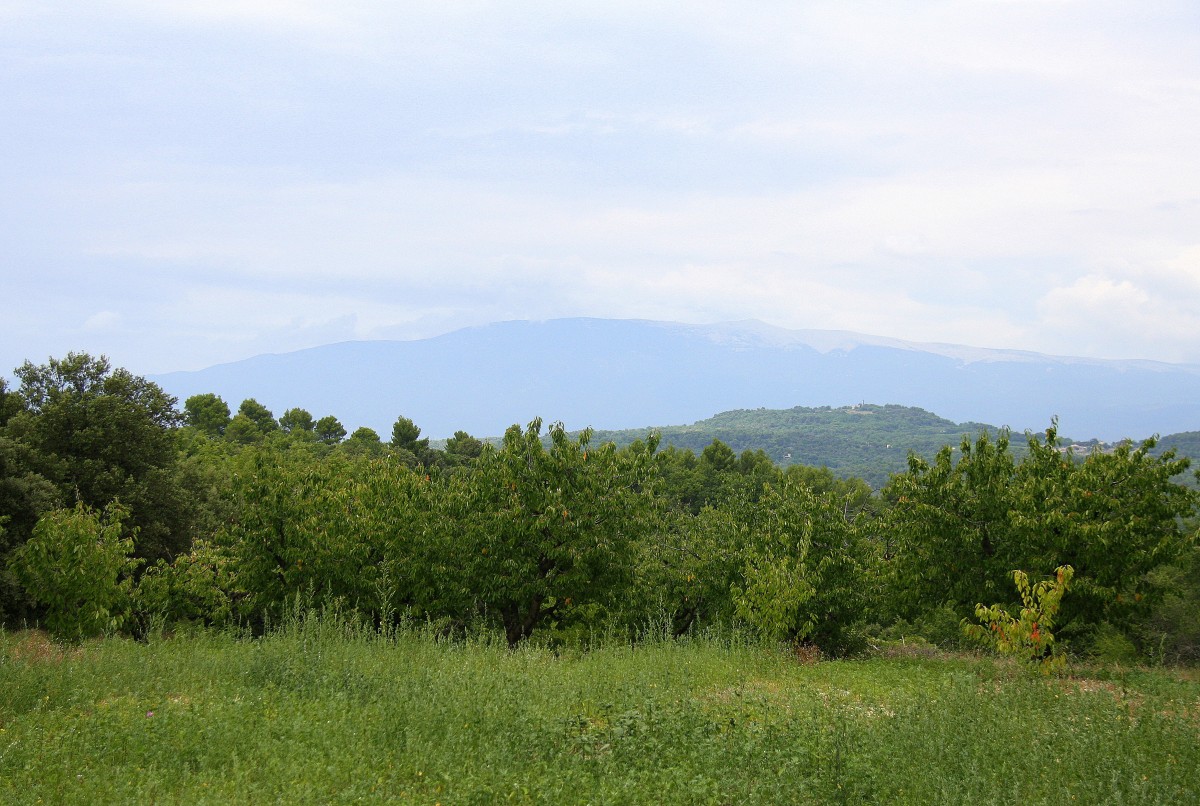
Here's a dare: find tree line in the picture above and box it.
[1,353,1197,660]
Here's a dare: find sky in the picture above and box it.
[3,0,1200,377]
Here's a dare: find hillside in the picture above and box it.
[580,404,1200,490]
[585,404,1009,488]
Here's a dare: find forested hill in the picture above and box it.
[584,404,1009,488]
[581,404,1200,489]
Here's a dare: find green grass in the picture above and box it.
[2,619,1198,804]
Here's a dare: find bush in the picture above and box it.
[10,502,141,640]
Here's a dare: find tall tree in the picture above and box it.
[183,393,231,437]
[314,415,347,445]
[278,407,316,435]
[884,424,1197,644]
[391,415,432,465]
[444,430,484,466]
[237,398,278,435]
[5,353,189,563]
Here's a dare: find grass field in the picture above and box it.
[2,617,1197,804]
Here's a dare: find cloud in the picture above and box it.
[2,0,1200,375]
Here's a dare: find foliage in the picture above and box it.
[313,414,346,445]
[592,404,1008,488]
[732,478,867,652]
[135,539,238,628]
[4,353,189,563]
[1016,432,1194,637]
[0,432,59,619]
[451,419,661,645]
[236,398,278,435]
[183,393,231,436]
[339,426,385,458]
[885,429,1021,615]
[964,565,1073,673]
[1138,543,1200,664]
[219,449,439,626]
[10,502,141,640]
[277,407,315,435]
[885,424,1195,646]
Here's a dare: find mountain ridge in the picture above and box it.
[150,317,1200,442]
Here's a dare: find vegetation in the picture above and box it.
[2,620,1198,804]
[3,351,1200,800]
[1,353,1198,663]
[588,404,1014,488]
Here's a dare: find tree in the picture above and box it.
[884,430,1021,617]
[6,353,188,563]
[0,432,59,621]
[183,393,231,437]
[220,448,440,627]
[732,477,867,651]
[224,413,264,445]
[314,415,346,445]
[340,427,385,458]
[391,415,432,465]
[451,419,660,646]
[701,439,737,473]
[0,377,22,427]
[444,430,484,467]
[278,407,316,435]
[884,424,1197,647]
[12,502,141,640]
[1013,430,1195,638]
[237,398,278,435]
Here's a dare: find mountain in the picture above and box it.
[150,318,1200,442]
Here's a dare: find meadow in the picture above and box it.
[2,616,1197,805]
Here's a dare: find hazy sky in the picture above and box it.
[3,1,1200,376]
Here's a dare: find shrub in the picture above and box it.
[10,502,141,640]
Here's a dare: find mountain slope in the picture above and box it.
[151,318,1200,441]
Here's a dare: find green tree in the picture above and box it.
[12,502,141,640]
[183,393,231,437]
[0,433,59,621]
[314,415,347,445]
[224,413,264,445]
[884,424,1196,648]
[701,439,737,473]
[237,398,278,435]
[732,478,867,652]
[1013,430,1195,639]
[631,504,745,637]
[451,419,660,646]
[340,427,385,458]
[221,448,438,627]
[279,407,316,435]
[6,353,189,562]
[884,430,1021,617]
[444,430,484,467]
[391,416,432,465]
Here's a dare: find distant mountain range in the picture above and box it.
[151,318,1200,442]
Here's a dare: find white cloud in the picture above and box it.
[3,0,1200,374]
